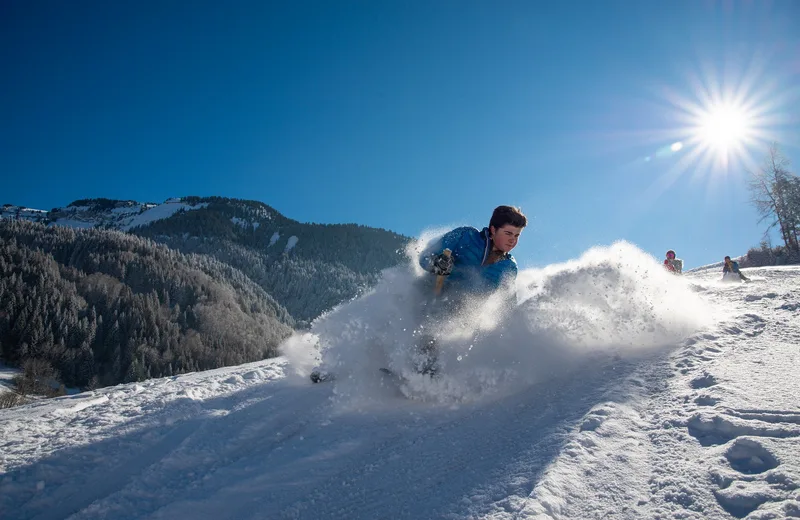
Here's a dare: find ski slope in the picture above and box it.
[1,243,799,519]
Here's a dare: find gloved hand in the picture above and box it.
[431,252,454,276]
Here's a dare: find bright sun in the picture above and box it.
[679,95,766,171]
[640,55,790,197]
[697,104,751,151]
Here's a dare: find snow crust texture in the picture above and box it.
[1,243,798,520]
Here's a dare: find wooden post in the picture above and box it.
[434,249,451,296]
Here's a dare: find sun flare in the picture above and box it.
[649,55,791,175]
[696,104,751,151]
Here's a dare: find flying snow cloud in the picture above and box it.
[280,237,713,406]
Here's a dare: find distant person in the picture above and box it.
[663,250,683,274]
[723,256,750,282]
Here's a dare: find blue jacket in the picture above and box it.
[723,261,741,274]
[419,226,518,294]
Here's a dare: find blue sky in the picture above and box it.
[2,1,799,269]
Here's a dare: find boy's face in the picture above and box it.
[490,224,523,253]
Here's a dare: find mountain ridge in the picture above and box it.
[2,196,412,324]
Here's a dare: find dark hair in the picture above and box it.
[724,256,731,261]
[489,205,527,230]
[666,250,675,256]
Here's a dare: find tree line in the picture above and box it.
[0,220,294,395]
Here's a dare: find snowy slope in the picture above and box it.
[1,243,798,520]
[0,206,48,223]
[55,200,208,231]
[1,199,208,231]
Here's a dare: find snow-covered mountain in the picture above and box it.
[2,197,407,266]
[2,197,410,323]
[2,242,797,519]
[2,198,208,232]
[0,205,49,224]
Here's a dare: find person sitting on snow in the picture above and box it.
[411,205,527,374]
[723,256,750,282]
[663,250,683,274]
